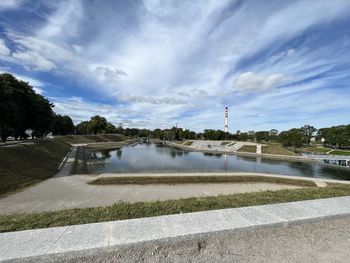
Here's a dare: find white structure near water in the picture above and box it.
[224,106,228,132]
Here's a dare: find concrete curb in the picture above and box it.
[1,196,350,261]
[57,147,73,171]
[54,147,77,177]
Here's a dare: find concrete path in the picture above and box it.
[1,196,350,262]
[1,172,349,215]
[0,174,302,215]
[256,144,262,154]
[55,147,77,177]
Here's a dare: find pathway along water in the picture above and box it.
[84,143,350,180]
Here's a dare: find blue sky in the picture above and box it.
[0,0,350,132]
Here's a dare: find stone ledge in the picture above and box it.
[1,196,350,261]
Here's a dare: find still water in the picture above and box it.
[86,143,350,180]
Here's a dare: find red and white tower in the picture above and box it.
[224,106,228,132]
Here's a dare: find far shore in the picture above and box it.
[165,141,337,165]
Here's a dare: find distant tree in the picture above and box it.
[0,73,54,141]
[76,121,90,135]
[301,125,317,146]
[279,128,304,147]
[89,115,108,134]
[52,114,74,135]
[255,131,270,143]
[318,125,350,148]
[269,129,279,141]
[105,122,117,134]
[116,123,123,134]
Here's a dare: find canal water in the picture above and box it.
[85,143,350,180]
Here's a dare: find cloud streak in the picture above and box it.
[0,0,350,131]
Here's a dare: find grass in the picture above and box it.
[221,141,231,146]
[237,145,257,153]
[297,146,332,154]
[182,140,193,146]
[262,144,296,156]
[54,134,126,144]
[0,134,128,197]
[90,175,317,187]
[330,150,350,156]
[0,139,70,197]
[1,183,350,233]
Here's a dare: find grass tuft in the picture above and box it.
[90,175,317,187]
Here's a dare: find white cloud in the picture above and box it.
[119,94,187,105]
[0,0,24,11]
[0,39,11,56]
[1,1,350,131]
[235,72,288,92]
[12,50,56,71]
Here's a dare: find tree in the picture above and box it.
[269,129,279,141]
[0,73,54,141]
[255,131,269,143]
[279,128,304,147]
[301,125,317,146]
[106,122,117,133]
[76,121,90,135]
[318,125,350,148]
[52,114,74,135]
[89,115,107,134]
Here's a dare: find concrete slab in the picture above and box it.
[1,196,350,261]
[0,226,69,261]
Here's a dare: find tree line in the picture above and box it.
[0,73,74,141]
[1,73,349,148]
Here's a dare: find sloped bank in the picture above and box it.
[0,139,70,197]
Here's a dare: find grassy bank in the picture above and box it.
[1,183,350,232]
[330,150,350,156]
[0,134,128,197]
[262,144,296,155]
[90,175,317,187]
[237,145,257,153]
[0,140,70,197]
[54,134,126,144]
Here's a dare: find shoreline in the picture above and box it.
[165,141,350,169]
[166,141,317,163]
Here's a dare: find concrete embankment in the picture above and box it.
[166,141,321,163]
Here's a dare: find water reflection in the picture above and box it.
[85,143,350,180]
[116,148,122,160]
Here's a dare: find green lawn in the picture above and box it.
[0,140,70,197]
[54,134,126,144]
[262,144,296,156]
[0,134,127,197]
[298,146,332,154]
[91,175,316,187]
[237,145,257,153]
[182,140,193,146]
[330,150,350,156]
[1,183,350,233]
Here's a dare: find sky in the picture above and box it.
[0,0,350,132]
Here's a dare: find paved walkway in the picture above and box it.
[1,171,349,215]
[1,196,350,262]
[0,173,303,215]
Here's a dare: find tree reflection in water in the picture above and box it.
[116,148,122,160]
